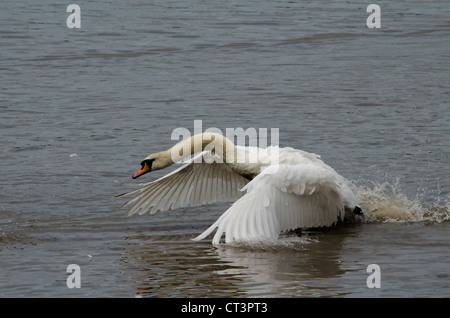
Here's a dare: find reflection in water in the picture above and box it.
[121,226,355,297]
[122,219,450,298]
[121,237,247,297]
[214,231,348,297]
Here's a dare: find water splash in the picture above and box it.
[354,181,450,224]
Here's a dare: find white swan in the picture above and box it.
[118,132,362,245]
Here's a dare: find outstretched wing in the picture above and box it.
[193,163,345,244]
[117,152,249,216]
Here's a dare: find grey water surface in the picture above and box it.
[0,0,449,297]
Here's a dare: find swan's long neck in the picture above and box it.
[151,132,270,180]
[167,132,237,164]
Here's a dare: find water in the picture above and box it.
[1,0,449,298]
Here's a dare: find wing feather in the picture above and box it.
[118,152,249,216]
[193,163,345,244]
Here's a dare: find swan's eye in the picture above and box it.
[133,159,155,179]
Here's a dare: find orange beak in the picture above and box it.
[132,161,151,179]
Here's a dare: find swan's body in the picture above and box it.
[119,132,361,245]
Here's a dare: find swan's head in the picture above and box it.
[132,158,154,179]
[132,152,172,179]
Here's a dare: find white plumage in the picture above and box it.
[118,133,359,245]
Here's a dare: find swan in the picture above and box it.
[118,132,362,245]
